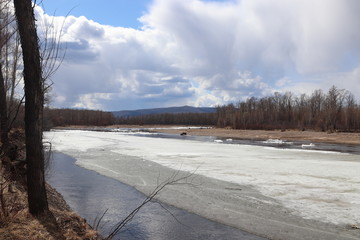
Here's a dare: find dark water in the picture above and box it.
[47,152,266,240]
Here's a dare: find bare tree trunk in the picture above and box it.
[0,3,9,159]
[0,63,9,157]
[8,34,21,117]
[13,0,49,215]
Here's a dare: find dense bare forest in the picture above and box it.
[114,86,360,132]
[39,86,360,133]
[216,86,360,132]
[115,112,217,126]
[44,108,115,128]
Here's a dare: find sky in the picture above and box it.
[37,0,360,111]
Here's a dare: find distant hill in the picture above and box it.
[112,106,216,118]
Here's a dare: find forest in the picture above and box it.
[216,86,360,132]
[115,86,360,132]
[4,85,355,133]
[115,112,217,126]
[38,85,360,133]
[44,108,115,129]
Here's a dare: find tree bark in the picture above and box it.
[13,0,49,215]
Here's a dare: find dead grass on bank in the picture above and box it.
[0,169,101,240]
[0,130,101,240]
[0,210,99,240]
[150,127,360,146]
[0,174,101,240]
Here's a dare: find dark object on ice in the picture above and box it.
[180,132,187,136]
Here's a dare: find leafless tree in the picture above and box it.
[0,0,18,160]
[214,87,359,132]
[13,0,49,215]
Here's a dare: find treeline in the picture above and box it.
[40,86,360,132]
[216,86,360,132]
[44,108,115,129]
[115,112,217,126]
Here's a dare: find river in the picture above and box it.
[44,128,360,240]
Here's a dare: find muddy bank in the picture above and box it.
[148,127,360,145]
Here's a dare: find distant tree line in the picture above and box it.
[41,86,359,132]
[216,86,360,132]
[44,108,115,129]
[115,112,217,126]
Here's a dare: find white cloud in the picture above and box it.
[73,93,111,110]
[36,0,360,110]
[276,77,292,88]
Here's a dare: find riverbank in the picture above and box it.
[57,125,360,145]
[55,125,360,146]
[147,127,360,145]
[0,130,101,240]
[0,174,101,240]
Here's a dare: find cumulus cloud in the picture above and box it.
[36,0,360,110]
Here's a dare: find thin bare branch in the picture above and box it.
[93,208,109,231]
[105,170,196,240]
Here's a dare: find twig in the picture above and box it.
[156,200,193,230]
[94,208,108,231]
[105,170,196,240]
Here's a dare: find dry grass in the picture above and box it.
[0,210,99,240]
[0,129,102,240]
[0,173,101,240]
[150,127,360,145]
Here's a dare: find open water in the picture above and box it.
[47,152,266,240]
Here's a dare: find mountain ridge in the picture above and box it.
[112,106,216,117]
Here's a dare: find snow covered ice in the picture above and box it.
[44,130,360,228]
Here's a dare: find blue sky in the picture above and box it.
[42,0,226,28]
[37,0,360,111]
[42,0,150,28]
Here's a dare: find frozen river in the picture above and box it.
[44,129,360,240]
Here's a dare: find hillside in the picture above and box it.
[112,106,216,118]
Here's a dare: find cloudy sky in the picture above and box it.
[38,0,360,111]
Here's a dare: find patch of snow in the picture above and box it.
[263,138,293,145]
[302,143,315,148]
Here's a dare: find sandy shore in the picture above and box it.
[148,127,360,146]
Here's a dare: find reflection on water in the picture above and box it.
[47,152,266,240]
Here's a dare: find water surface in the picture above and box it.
[47,152,266,240]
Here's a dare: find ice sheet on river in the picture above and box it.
[44,130,360,239]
